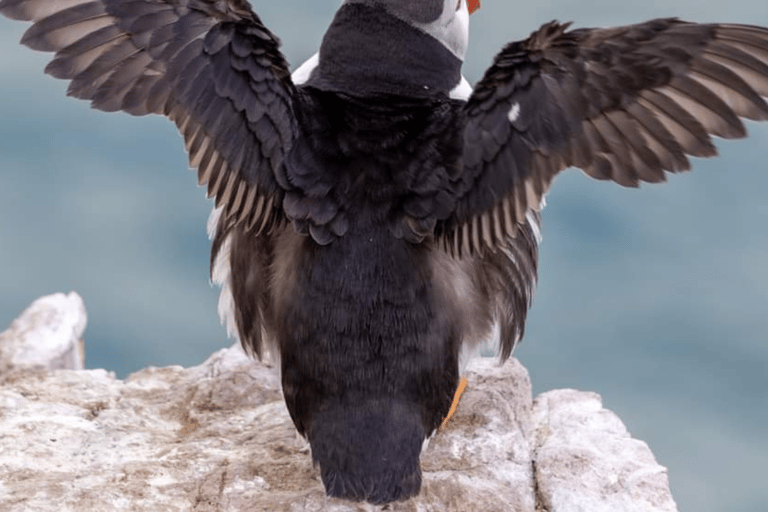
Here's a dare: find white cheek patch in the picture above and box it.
[414,0,469,61]
[507,102,521,123]
[442,1,469,60]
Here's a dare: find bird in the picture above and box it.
[1,0,767,505]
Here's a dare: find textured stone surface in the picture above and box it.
[532,390,679,512]
[0,294,678,511]
[0,292,85,372]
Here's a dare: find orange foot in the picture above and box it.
[439,376,468,431]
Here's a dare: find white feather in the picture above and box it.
[507,102,521,123]
[526,208,543,244]
[291,52,319,85]
[450,75,472,100]
[210,233,238,344]
[458,320,501,374]
[207,206,239,345]
[206,205,223,240]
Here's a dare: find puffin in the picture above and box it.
[2,0,768,504]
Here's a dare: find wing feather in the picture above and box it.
[443,19,768,257]
[1,0,297,237]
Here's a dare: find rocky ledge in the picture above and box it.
[0,294,678,511]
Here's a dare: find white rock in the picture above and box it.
[0,292,86,371]
[0,295,678,511]
[532,389,678,512]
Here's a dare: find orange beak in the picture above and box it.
[468,0,481,14]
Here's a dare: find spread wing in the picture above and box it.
[0,0,297,234]
[441,19,768,257]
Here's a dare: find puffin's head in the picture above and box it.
[307,0,479,97]
[342,0,473,60]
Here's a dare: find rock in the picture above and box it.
[0,295,678,511]
[0,292,86,371]
[532,390,679,512]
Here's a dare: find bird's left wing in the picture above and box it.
[0,0,297,234]
[440,19,768,257]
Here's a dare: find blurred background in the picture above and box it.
[1,1,766,510]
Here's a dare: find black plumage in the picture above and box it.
[447,19,768,260]
[2,0,767,504]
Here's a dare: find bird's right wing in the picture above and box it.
[1,0,298,235]
[440,19,768,259]
[431,18,768,362]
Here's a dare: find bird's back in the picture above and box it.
[217,87,472,503]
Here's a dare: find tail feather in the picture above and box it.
[309,397,425,504]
